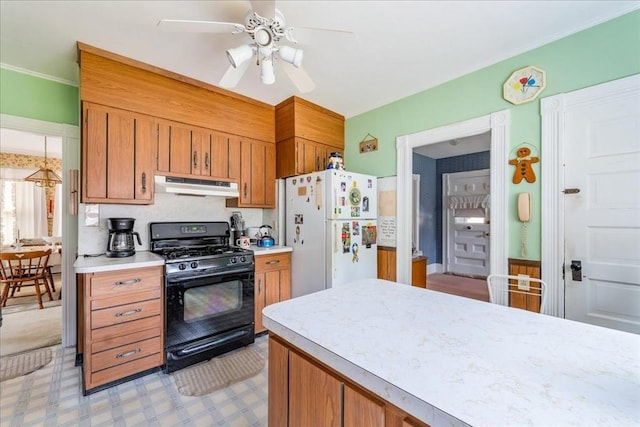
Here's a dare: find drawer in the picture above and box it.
[91,335,162,373]
[89,352,163,389]
[90,266,163,297]
[90,288,161,310]
[91,298,161,329]
[90,315,162,346]
[256,253,291,272]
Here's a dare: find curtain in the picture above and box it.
[0,167,48,244]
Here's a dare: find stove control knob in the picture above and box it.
[190,261,198,269]
[178,263,187,271]
[230,257,237,264]
[239,255,246,263]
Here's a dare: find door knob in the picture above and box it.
[570,260,582,281]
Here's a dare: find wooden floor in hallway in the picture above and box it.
[426,273,489,302]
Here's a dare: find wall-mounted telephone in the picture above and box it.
[518,192,531,222]
[518,193,531,256]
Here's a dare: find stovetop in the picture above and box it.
[149,221,254,277]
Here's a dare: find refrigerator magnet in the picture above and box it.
[352,221,360,235]
[294,214,303,224]
[363,196,369,212]
[341,223,351,253]
[351,207,360,217]
[351,243,359,263]
[362,225,377,248]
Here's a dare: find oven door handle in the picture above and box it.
[176,329,250,356]
[166,268,253,286]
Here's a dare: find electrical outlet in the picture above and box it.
[517,274,530,291]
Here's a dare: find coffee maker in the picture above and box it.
[106,217,142,258]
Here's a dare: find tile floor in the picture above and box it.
[0,335,269,427]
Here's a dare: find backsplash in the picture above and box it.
[77,193,265,255]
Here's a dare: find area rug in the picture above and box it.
[172,346,265,397]
[0,305,62,356]
[0,347,52,382]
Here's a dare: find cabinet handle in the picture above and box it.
[114,278,141,286]
[205,153,209,171]
[266,260,280,265]
[115,348,141,359]
[244,183,248,198]
[193,152,198,168]
[115,308,142,317]
[258,278,262,294]
[141,172,147,193]
[316,156,320,171]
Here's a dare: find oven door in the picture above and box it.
[165,270,254,371]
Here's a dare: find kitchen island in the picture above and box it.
[263,278,640,426]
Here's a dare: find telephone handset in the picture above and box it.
[518,192,531,222]
[518,193,531,256]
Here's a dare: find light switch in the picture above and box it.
[517,274,530,291]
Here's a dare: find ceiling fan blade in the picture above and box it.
[219,61,251,89]
[287,26,356,45]
[157,19,245,33]
[281,63,316,93]
[250,1,275,18]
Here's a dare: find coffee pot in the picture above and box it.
[106,217,142,258]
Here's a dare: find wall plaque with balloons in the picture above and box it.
[503,66,547,105]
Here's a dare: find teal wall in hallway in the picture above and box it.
[345,10,640,261]
[0,68,79,125]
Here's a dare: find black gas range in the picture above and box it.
[150,221,255,373]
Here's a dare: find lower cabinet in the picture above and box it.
[254,252,291,334]
[77,266,164,394]
[378,247,428,288]
[268,336,430,427]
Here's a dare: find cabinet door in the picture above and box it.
[236,139,275,208]
[228,135,241,181]
[83,103,153,204]
[210,133,229,179]
[268,337,289,427]
[289,351,341,427]
[254,271,266,334]
[190,128,211,176]
[344,384,385,427]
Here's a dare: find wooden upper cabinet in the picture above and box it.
[227,138,276,208]
[156,120,239,182]
[82,102,153,204]
[275,96,344,178]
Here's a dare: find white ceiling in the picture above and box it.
[1,1,638,120]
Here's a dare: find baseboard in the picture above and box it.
[427,263,444,275]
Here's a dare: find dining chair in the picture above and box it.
[0,249,53,309]
[486,274,547,314]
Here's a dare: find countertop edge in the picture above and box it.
[262,316,467,427]
[250,245,292,255]
[73,251,165,273]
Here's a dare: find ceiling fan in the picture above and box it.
[157,1,353,93]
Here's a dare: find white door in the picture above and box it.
[564,79,640,334]
[444,170,491,277]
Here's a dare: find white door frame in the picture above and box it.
[1,113,80,347]
[396,110,510,284]
[541,73,640,318]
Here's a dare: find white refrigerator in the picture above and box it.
[285,169,378,297]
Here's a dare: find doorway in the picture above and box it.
[541,74,640,331]
[0,114,79,347]
[395,110,510,285]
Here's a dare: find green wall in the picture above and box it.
[345,10,640,261]
[0,68,79,125]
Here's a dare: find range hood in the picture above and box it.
[155,176,239,198]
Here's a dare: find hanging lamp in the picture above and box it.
[24,136,62,187]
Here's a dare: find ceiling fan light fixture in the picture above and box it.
[260,58,275,85]
[278,45,303,68]
[226,44,253,68]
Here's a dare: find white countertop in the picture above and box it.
[250,245,292,255]
[262,278,640,427]
[73,251,164,273]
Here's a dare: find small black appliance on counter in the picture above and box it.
[106,217,142,258]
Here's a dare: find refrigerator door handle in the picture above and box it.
[334,222,339,254]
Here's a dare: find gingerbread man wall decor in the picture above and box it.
[509,146,539,184]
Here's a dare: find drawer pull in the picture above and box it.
[115,308,142,317]
[115,348,141,359]
[114,278,141,286]
[266,260,280,265]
